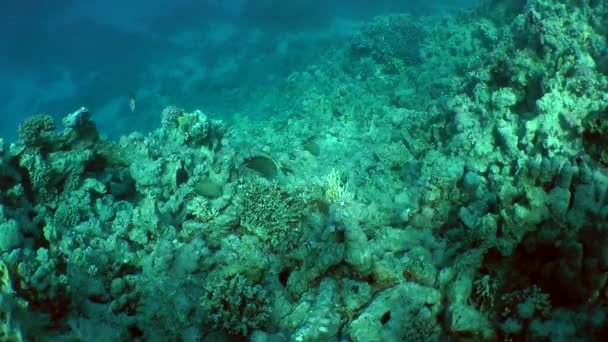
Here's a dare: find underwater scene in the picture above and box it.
[2,0,608,340]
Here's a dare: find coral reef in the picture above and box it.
[2,0,608,340]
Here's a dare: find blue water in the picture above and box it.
[0,0,473,141]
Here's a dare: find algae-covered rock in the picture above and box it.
[160,107,226,149]
[0,219,23,252]
[346,282,442,341]
[290,278,341,342]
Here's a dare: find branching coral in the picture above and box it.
[17,114,56,149]
[235,178,307,253]
[201,273,270,336]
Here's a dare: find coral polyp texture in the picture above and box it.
[3,0,608,340]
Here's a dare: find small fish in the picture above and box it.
[129,93,136,112]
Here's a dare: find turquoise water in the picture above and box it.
[2,0,608,341]
[1,0,470,141]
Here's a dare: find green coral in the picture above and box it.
[53,202,81,228]
[375,142,412,169]
[18,152,54,201]
[201,273,270,336]
[186,196,218,222]
[235,178,307,253]
[18,114,57,149]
